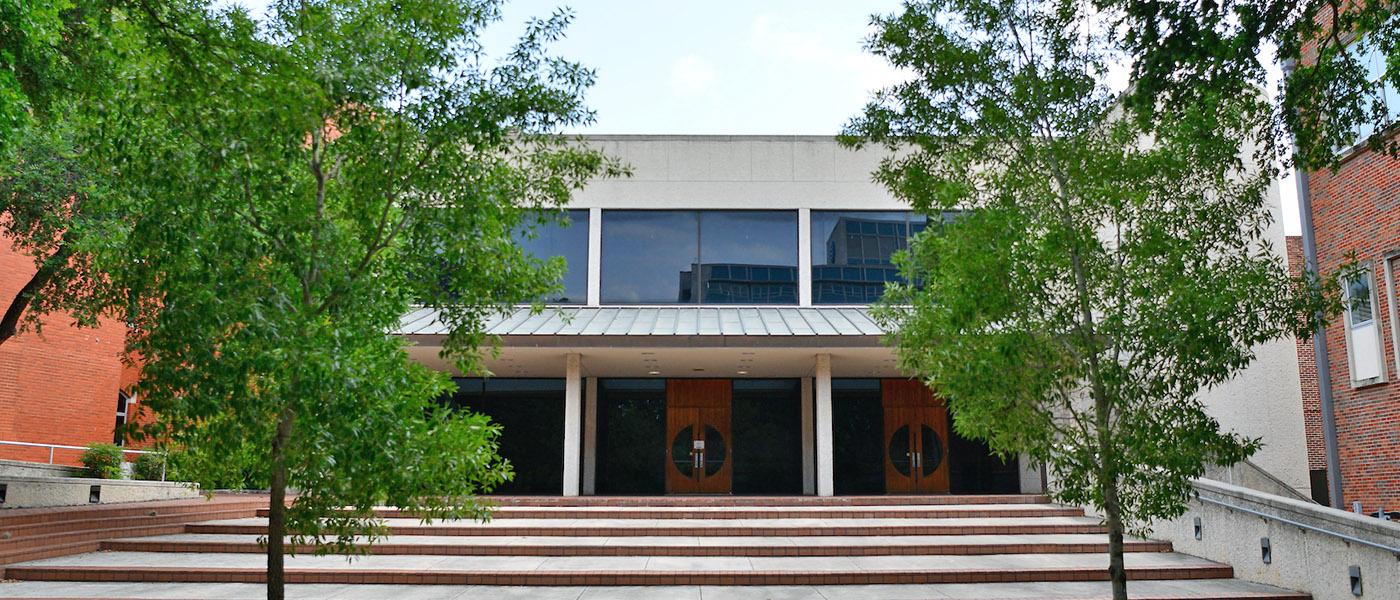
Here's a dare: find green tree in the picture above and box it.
[1095,0,1398,167]
[5,1,619,598]
[845,1,1333,598]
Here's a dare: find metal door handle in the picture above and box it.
[912,451,920,470]
[698,451,705,471]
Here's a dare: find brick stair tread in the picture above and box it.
[187,515,1106,537]
[0,508,262,541]
[8,549,1224,571]
[269,503,1085,520]
[481,495,1051,507]
[0,579,1311,599]
[102,532,1172,556]
[0,496,266,528]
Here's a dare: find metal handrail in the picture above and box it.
[1195,495,1400,557]
[0,439,165,480]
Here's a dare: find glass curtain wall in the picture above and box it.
[512,209,589,304]
[732,379,804,495]
[446,379,565,495]
[601,211,798,304]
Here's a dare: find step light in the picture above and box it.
[88,485,101,504]
[1349,565,1362,596]
[1260,537,1271,564]
[1193,517,1202,540]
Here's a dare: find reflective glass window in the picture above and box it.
[601,211,797,304]
[513,210,589,304]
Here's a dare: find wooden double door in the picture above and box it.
[665,380,732,494]
[882,379,950,494]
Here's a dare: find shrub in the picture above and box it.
[132,452,166,481]
[79,444,125,479]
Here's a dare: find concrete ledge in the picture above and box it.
[1149,479,1400,600]
[0,459,78,479]
[0,475,199,509]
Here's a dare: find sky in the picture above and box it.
[222,0,1301,235]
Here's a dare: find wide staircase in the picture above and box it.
[0,494,1307,599]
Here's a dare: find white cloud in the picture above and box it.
[669,54,719,96]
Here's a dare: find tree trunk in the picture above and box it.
[1103,473,1128,600]
[0,266,54,346]
[266,408,295,600]
[1094,388,1128,600]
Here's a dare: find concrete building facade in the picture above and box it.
[400,135,1311,497]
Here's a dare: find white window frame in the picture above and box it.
[1342,262,1387,387]
[1383,251,1400,380]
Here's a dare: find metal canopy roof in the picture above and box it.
[396,306,887,337]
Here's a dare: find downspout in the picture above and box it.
[1282,58,1344,509]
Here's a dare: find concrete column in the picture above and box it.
[1018,453,1045,494]
[587,208,602,306]
[801,377,815,495]
[563,353,582,496]
[815,353,834,496]
[582,376,598,495]
[798,208,812,307]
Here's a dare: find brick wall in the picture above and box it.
[0,238,127,466]
[1305,143,1400,514]
[1286,236,1327,473]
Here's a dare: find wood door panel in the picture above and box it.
[881,379,951,494]
[665,380,732,494]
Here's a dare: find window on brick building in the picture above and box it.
[114,391,130,446]
[1338,39,1400,152]
[1343,265,1387,385]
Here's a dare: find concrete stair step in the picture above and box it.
[102,532,1173,556]
[187,515,1108,537]
[0,579,1312,599]
[1,550,1235,586]
[0,495,268,567]
[281,503,1084,520]
[0,507,261,542]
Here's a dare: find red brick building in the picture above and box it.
[0,238,137,466]
[1286,237,1329,504]
[1302,143,1400,513]
[1291,1,1400,515]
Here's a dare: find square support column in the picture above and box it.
[582,376,598,495]
[801,377,815,495]
[563,353,582,496]
[798,208,812,307]
[815,353,834,496]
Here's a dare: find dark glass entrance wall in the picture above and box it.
[596,378,806,495]
[732,379,803,495]
[447,379,564,495]
[832,379,886,495]
[596,379,667,495]
[831,378,1019,495]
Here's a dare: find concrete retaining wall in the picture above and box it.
[0,475,199,509]
[1150,479,1400,600]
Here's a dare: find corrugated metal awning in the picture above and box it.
[396,306,887,337]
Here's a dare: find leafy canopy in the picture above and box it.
[11,0,622,563]
[1097,0,1399,167]
[846,0,1333,596]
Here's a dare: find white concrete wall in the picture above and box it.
[1148,479,1399,600]
[1195,178,1308,494]
[559,135,1308,494]
[572,136,905,210]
